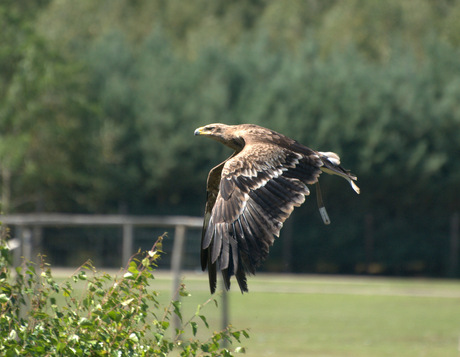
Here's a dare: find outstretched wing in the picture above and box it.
[201,143,323,293]
[200,153,237,294]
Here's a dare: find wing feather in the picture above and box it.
[239,212,261,258]
[212,224,224,264]
[201,142,322,293]
[207,240,217,293]
[200,154,236,293]
[198,124,358,293]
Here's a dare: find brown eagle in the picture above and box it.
[194,123,359,293]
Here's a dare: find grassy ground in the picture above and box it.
[54,269,460,356]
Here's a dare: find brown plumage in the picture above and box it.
[194,123,359,293]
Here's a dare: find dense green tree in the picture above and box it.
[2,0,459,276]
[0,1,98,212]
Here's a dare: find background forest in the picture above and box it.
[1,0,460,277]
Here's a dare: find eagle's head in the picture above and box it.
[194,123,245,151]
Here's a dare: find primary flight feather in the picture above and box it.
[194,123,359,293]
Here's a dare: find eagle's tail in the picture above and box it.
[318,151,360,194]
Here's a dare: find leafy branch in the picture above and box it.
[0,233,249,356]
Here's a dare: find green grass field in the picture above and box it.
[55,269,460,356]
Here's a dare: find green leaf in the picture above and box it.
[108,310,122,322]
[199,315,209,328]
[179,289,191,297]
[26,265,36,275]
[79,317,92,327]
[190,321,198,336]
[128,261,138,273]
[154,333,163,342]
[172,300,182,318]
[56,342,66,353]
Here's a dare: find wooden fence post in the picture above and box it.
[171,224,186,338]
[221,283,229,348]
[122,224,134,266]
[21,226,32,262]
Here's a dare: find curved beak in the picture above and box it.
[194,126,205,136]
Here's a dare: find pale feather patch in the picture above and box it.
[319,151,341,165]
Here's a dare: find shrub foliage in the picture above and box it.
[0,235,248,356]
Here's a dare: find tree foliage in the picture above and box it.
[0,1,98,213]
[1,0,460,276]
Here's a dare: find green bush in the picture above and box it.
[0,235,248,356]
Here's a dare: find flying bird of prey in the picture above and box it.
[194,123,359,293]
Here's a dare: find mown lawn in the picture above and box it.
[228,292,458,356]
[152,272,460,357]
[54,269,460,356]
